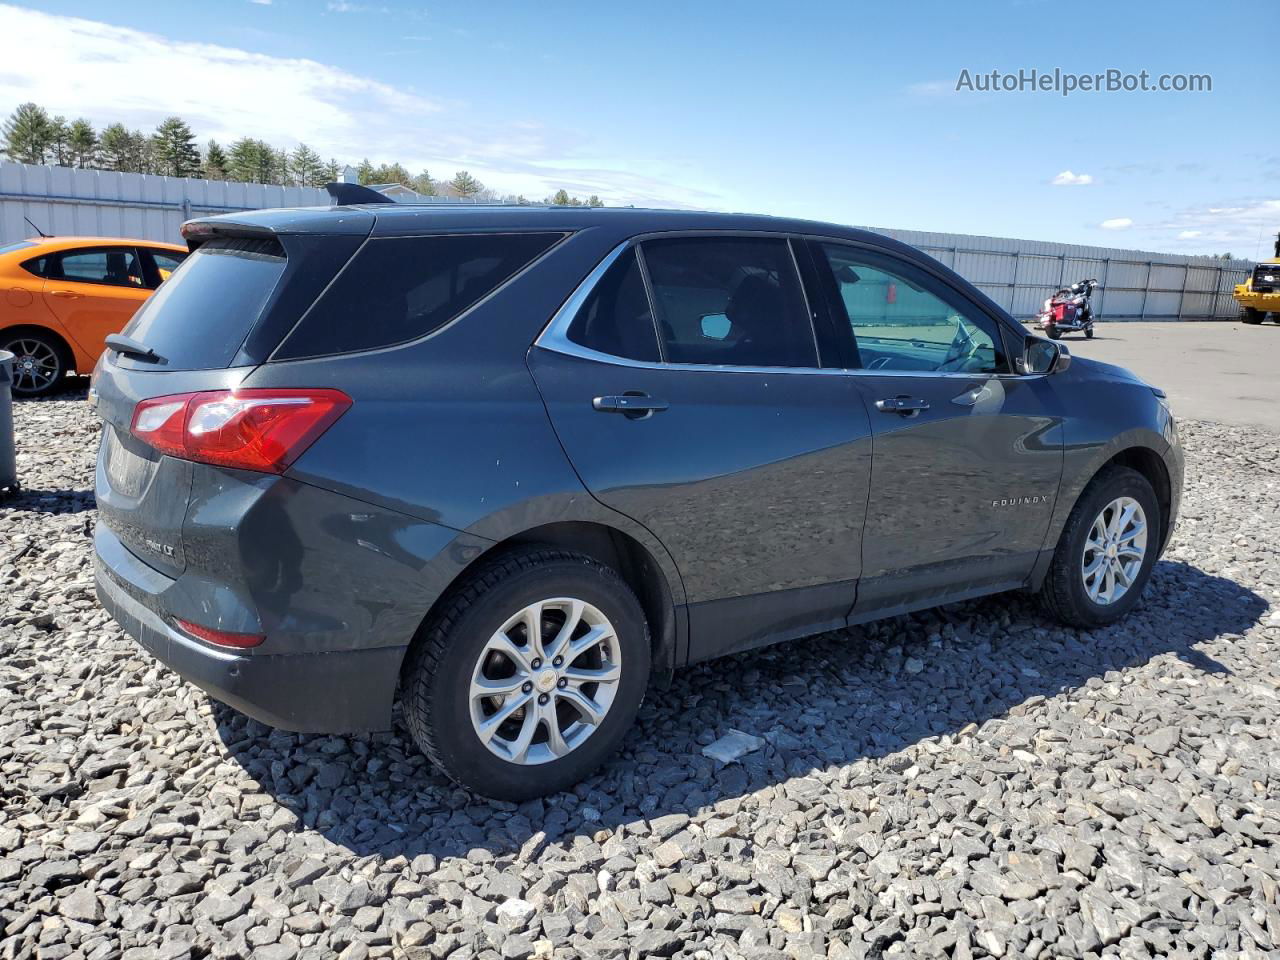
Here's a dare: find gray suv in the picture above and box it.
[92,199,1183,799]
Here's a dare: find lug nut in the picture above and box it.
[538,693,549,705]
[521,681,533,693]
[531,658,542,670]
[552,656,563,667]
[557,677,568,689]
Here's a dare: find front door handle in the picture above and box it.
[875,396,930,415]
[49,289,84,299]
[593,394,670,419]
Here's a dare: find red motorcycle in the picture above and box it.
[1036,278,1098,340]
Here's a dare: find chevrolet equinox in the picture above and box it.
[92,195,1183,799]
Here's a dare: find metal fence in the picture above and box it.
[1,162,1253,321]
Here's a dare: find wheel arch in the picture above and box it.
[402,520,684,686]
[1101,446,1172,553]
[0,322,78,372]
[1033,433,1177,591]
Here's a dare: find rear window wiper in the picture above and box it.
[104,334,166,364]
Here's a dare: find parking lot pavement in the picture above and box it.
[1030,320,1280,434]
[1,394,1278,960]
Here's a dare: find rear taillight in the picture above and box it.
[173,617,265,649]
[130,389,351,474]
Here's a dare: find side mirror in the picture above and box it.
[1020,336,1071,375]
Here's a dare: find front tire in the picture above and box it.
[1039,466,1160,629]
[401,547,650,800]
[1046,327,1062,340]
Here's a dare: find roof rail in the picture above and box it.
[324,182,397,206]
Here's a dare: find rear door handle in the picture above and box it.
[593,394,670,418]
[875,396,930,415]
[49,289,84,299]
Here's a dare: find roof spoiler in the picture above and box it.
[325,182,397,206]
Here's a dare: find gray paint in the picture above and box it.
[92,203,1183,733]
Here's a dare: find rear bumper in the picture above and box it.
[95,526,404,733]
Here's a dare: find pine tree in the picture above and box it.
[98,123,135,171]
[550,189,572,205]
[322,159,342,183]
[587,195,603,207]
[151,116,201,177]
[2,102,54,164]
[67,119,97,168]
[49,116,71,166]
[368,162,412,187]
[411,170,436,196]
[203,140,228,180]
[290,143,325,186]
[451,170,483,197]
[227,138,275,183]
[129,129,155,174]
[356,158,375,184]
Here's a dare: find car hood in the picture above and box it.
[1069,355,1151,387]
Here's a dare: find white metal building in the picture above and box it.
[0,161,1252,321]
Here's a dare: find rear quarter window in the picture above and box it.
[273,232,564,360]
[119,238,287,370]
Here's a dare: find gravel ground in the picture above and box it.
[2,391,1278,960]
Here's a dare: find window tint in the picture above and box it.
[567,249,659,362]
[276,233,562,359]
[819,244,1006,374]
[121,238,286,370]
[57,248,144,287]
[641,237,816,367]
[148,250,186,284]
[21,255,49,278]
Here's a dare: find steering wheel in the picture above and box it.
[936,316,980,372]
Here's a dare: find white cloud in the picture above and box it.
[1051,170,1093,186]
[1100,217,1134,230]
[1178,230,1201,239]
[0,4,721,209]
[248,0,272,5]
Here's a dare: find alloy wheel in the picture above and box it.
[1081,496,1147,606]
[469,597,622,765]
[7,339,61,395]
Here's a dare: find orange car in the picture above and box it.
[0,236,188,397]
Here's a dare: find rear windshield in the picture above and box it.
[272,232,563,360]
[121,238,286,370]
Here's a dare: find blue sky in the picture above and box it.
[4,0,1275,257]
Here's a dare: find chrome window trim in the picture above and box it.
[535,235,1041,380]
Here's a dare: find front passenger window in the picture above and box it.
[819,244,1006,374]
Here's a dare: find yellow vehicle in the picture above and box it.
[1235,233,1280,324]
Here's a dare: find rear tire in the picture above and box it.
[1039,466,1160,629]
[401,547,650,800]
[1084,325,1095,339]
[1241,307,1265,324]
[1046,327,1062,340]
[1,330,69,398]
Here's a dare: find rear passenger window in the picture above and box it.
[641,237,817,367]
[567,249,660,362]
[275,233,562,359]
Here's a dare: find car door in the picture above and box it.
[529,235,873,663]
[807,240,1065,619]
[42,246,150,361]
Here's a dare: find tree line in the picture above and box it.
[0,103,604,206]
